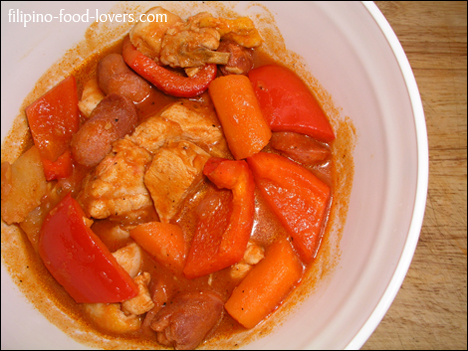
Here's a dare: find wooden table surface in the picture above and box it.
[362,2,467,350]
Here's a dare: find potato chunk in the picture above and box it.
[1,146,47,225]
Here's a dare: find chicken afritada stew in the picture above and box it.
[1,5,352,350]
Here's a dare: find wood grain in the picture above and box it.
[363,2,467,350]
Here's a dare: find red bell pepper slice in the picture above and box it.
[247,152,331,263]
[183,187,233,279]
[38,193,139,303]
[41,149,74,181]
[184,158,255,279]
[122,36,217,98]
[26,75,80,163]
[248,65,335,143]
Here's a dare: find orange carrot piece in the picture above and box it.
[130,222,186,273]
[225,238,303,329]
[208,75,271,160]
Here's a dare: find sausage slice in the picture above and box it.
[71,93,138,167]
[151,290,224,350]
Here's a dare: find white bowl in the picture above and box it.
[1,1,428,349]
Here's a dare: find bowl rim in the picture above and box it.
[345,2,429,349]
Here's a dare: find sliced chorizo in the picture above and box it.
[97,53,153,103]
[151,290,224,350]
[71,93,138,167]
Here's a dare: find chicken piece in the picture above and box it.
[129,7,183,62]
[230,241,265,279]
[159,101,226,153]
[130,7,260,69]
[145,141,210,223]
[130,101,228,157]
[82,302,141,334]
[198,15,262,48]
[112,242,143,278]
[121,272,155,316]
[82,271,152,334]
[184,66,202,78]
[109,225,131,241]
[129,114,181,154]
[243,241,265,265]
[218,39,254,75]
[160,12,230,68]
[151,290,224,350]
[230,262,251,280]
[78,78,105,118]
[91,221,134,252]
[77,138,153,221]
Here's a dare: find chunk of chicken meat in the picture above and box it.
[130,7,261,69]
[78,100,227,222]
[82,302,141,334]
[83,249,153,334]
[129,7,183,62]
[218,39,254,75]
[130,100,228,157]
[121,272,155,316]
[160,12,230,68]
[198,14,263,48]
[145,140,210,223]
[112,242,143,278]
[77,138,153,221]
[78,78,105,118]
[230,241,265,279]
[96,223,132,251]
[151,290,224,350]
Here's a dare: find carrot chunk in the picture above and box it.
[208,75,271,160]
[130,222,187,273]
[225,238,303,329]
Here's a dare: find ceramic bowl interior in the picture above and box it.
[1,1,427,349]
